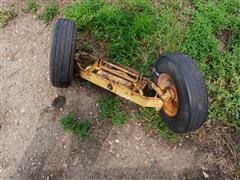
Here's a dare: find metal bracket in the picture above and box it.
[75,52,171,111]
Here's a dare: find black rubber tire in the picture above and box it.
[152,53,208,133]
[50,18,77,87]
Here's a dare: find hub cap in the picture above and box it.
[157,73,178,117]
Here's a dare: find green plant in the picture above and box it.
[82,42,94,53]
[138,108,176,142]
[64,0,240,134]
[112,111,128,127]
[180,0,240,133]
[38,1,58,24]
[60,113,91,138]
[26,0,38,14]
[98,97,128,127]
[0,8,17,27]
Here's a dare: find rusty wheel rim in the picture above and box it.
[157,73,179,117]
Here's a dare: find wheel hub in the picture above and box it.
[157,73,179,117]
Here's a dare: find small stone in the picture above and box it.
[73,158,78,166]
[115,139,120,143]
[63,163,68,168]
[20,108,25,113]
[134,136,141,141]
[203,171,209,178]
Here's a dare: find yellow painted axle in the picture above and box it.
[75,52,171,111]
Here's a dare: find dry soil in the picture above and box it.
[1,2,211,180]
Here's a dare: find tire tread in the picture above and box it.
[50,19,77,87]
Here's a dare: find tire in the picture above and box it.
[152,53,208,133]
[50,18,77,87]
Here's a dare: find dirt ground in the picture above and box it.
[1,2,238,180]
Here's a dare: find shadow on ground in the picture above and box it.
[12,81,207,180]
[12,81,113,179]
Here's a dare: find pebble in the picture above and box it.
[134,136,141,141]
[63,163,68,168]
[172,146,177,151]
[202,171,209,178]
[115,139,120,143]
[73,158,78,166]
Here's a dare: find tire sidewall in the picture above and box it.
[153,56,191,133]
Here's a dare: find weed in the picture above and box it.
[38,1,57,25]
[180,0,240,133]
[64,0,240,134]
[98,97,128,127]
[60,113,91,138]
[26,0,38,14]
[138,108,176,142]
[73,120,91,138]
[0,8,17,27]
[82,42,94,53]
[112,111,128,127]
[98,97,119,118]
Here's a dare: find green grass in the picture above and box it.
[26,0,38,14]
[138,108,176,142]
[38,1,58,25]
[63,0,240,134]
[0,8,17,27]
[60,113,91,139]
[82,42,94,53]
[98,97,128,127]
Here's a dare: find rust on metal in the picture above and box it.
[157,73,179,116]
[75,51,172,111]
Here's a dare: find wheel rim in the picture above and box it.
[157,73,179,117]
